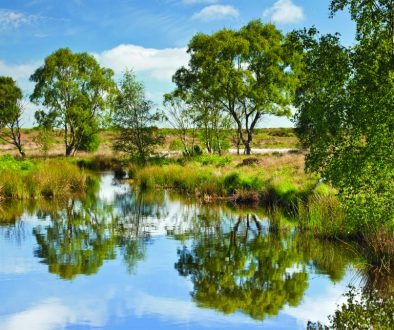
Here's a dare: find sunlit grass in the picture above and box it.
[0,157,87,200]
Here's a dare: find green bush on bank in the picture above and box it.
[0,155,36,172]
[307,287,394,330]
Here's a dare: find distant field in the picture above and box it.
[0,128,300,157]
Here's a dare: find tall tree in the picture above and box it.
[171,20,299,154]
[30,48,115,156]
[0,77,26,157]
[294,1,394,228]
[113,70,164,163]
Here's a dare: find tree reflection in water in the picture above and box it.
[32,176,168,279]
[175,214,358,320]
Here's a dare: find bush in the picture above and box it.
[196,154,232,167]
[169,139,183,151]
[0,155,36,172]
[223,172,241,193]
[307,287,394,330]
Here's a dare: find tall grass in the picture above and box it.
[0,159,87,200]
[132,159,314,207]
[298,193,346,237]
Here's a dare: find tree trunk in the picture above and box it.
[18,148,26,158]
[65,145,73,157]
[244,129,253,155]
[244,143,251,155]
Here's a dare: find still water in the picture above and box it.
[0,173,363,330]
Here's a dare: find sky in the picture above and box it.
[0,0,356,127]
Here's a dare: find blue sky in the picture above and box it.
[0,0,355,127]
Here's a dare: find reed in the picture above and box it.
[0,158,87,200]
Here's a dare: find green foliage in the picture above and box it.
[0,76,22,127]
[307,287,394,330]
[0,77,26,156]
[195,154,232,167]
[77,122,100,152]
[175,220,354,321]
[30,48,115,156]
[169,138,183,151]
[33,128,54,157]
[0,158,86,200]
[113,70,164,163]
[172,20,299,154]
[293,2,394,231]
[223,172,241,193]
[0,155,35,172]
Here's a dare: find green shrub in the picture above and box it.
[239,175,263,191]
[196,154,232,167]
[266,177,298,203]
[0,155,36,172]
[169,139,183,151]
[223,172,241,193]
[307,287,394,330]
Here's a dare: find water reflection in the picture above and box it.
[32,176,167,279]
[174,214,357,320]
[0,173,392,329]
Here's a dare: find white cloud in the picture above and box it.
[0,298,106,330]
[0,289,273,330]
[0,60,38,81]
[263,0,304,24]
[0,9,38,29]
[93,44,189,81]
[283,284,348,328]
[192,5,239,21]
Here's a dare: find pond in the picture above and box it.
[0,173,369,330]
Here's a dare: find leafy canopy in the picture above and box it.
[0,77,22,127]
[293,1,394,228]
[171,20,300,154]
[30,48,115,156]
[0,77,26,156]
[113,70,164,163]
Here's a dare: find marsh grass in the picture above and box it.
[132,153,317,209]
[359,229,394,274]
[298,193,346,237]
[0,158,87,200]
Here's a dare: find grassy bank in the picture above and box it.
[128,153,392,243]
[128,153,348,233]
[131,153,314,205]
[0,155,87,200]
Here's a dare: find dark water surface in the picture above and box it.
[0,173,363,330]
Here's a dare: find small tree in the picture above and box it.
[33,128,54,158]
[113,71,163,163]
[163,94,198,157]
[0,77,26,157]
